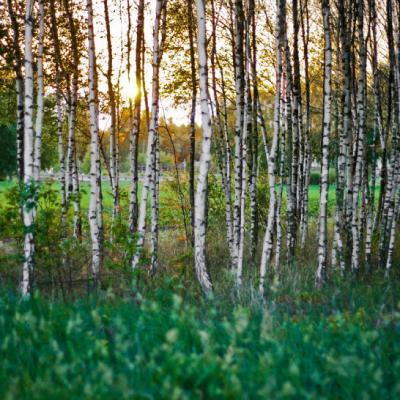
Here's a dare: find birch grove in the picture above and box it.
[2,0,400,296]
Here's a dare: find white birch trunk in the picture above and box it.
[131,0,164,270]
[56,95,67,226]
[150,133,160,275]
[350,0,367,271]
[7,0,24,181]
[233,0,245,269]
[259,0,283,295]
[87,0,101,282]
[316,0,332,287]
[128,0,144,233]
[193,0,213,293]
[33,0,44,182]
[236,18,251,286]
[21,0,35,296]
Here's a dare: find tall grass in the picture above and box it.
[0,272,399,399]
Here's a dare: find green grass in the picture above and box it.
[0,274,399,399]
[0,178,381,217]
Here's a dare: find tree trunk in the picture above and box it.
[316,0,332,286]
[7,0,24,182]
[87,0,102,285]
[104,0,119,227]
[64,0,81,239]
[193,0,213,294]
[33,0,44,182]
[187,0,197,246]
[131,0,166,270]
[259,0,284,295]
[128,0,144,234]
[21,0,35,296]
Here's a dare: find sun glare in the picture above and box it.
[119,71,139,101]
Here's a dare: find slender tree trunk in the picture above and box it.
[275,89,286,267]
[87,0,102,285]
[249,0,258,263]
[282,19,295,262]
[131,0,165,270]
[150,132,160,275]
[7,0,24,182]
[104,0,119,227]
[237,13,252,286]
[187,0,197,246]
[149,3,167,274]
[232,0,245,269]
[33,0,44,182]
[128,0,144,234]
[350,0,367,271]
[218,61,235,262]
[21,0,35,296]
[299,0,311,247]
[365,0,380,267]
[385,0,400,272]
[64,0,81,239]
[316,0,332,286]
[259,0,284,295]
[289,0,302,258]
[50,0,67,227]
[193,0,213,294]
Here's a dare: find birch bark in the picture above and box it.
[87,0,102,283]
[316,0,332,286]
[259,0,284,295]
[7,0,24,182]
[193,0,213,293]
[131,0,165,270]
[21,0,35,296]
[128,0,144,233]
[33,0,44,182]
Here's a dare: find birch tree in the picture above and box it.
[193,0,213,294]
[49,0,67,226]
[33,0,44,182]
[131,0,166,271]
[259,0,284,295]
[316,0,332,286]
[21,0,35,296]
[87,0,102,284]
[128,0,144,234]
[7,0,24,182]
[188,0,197,246]
[64,0,81,239]
[104,0,119,226]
